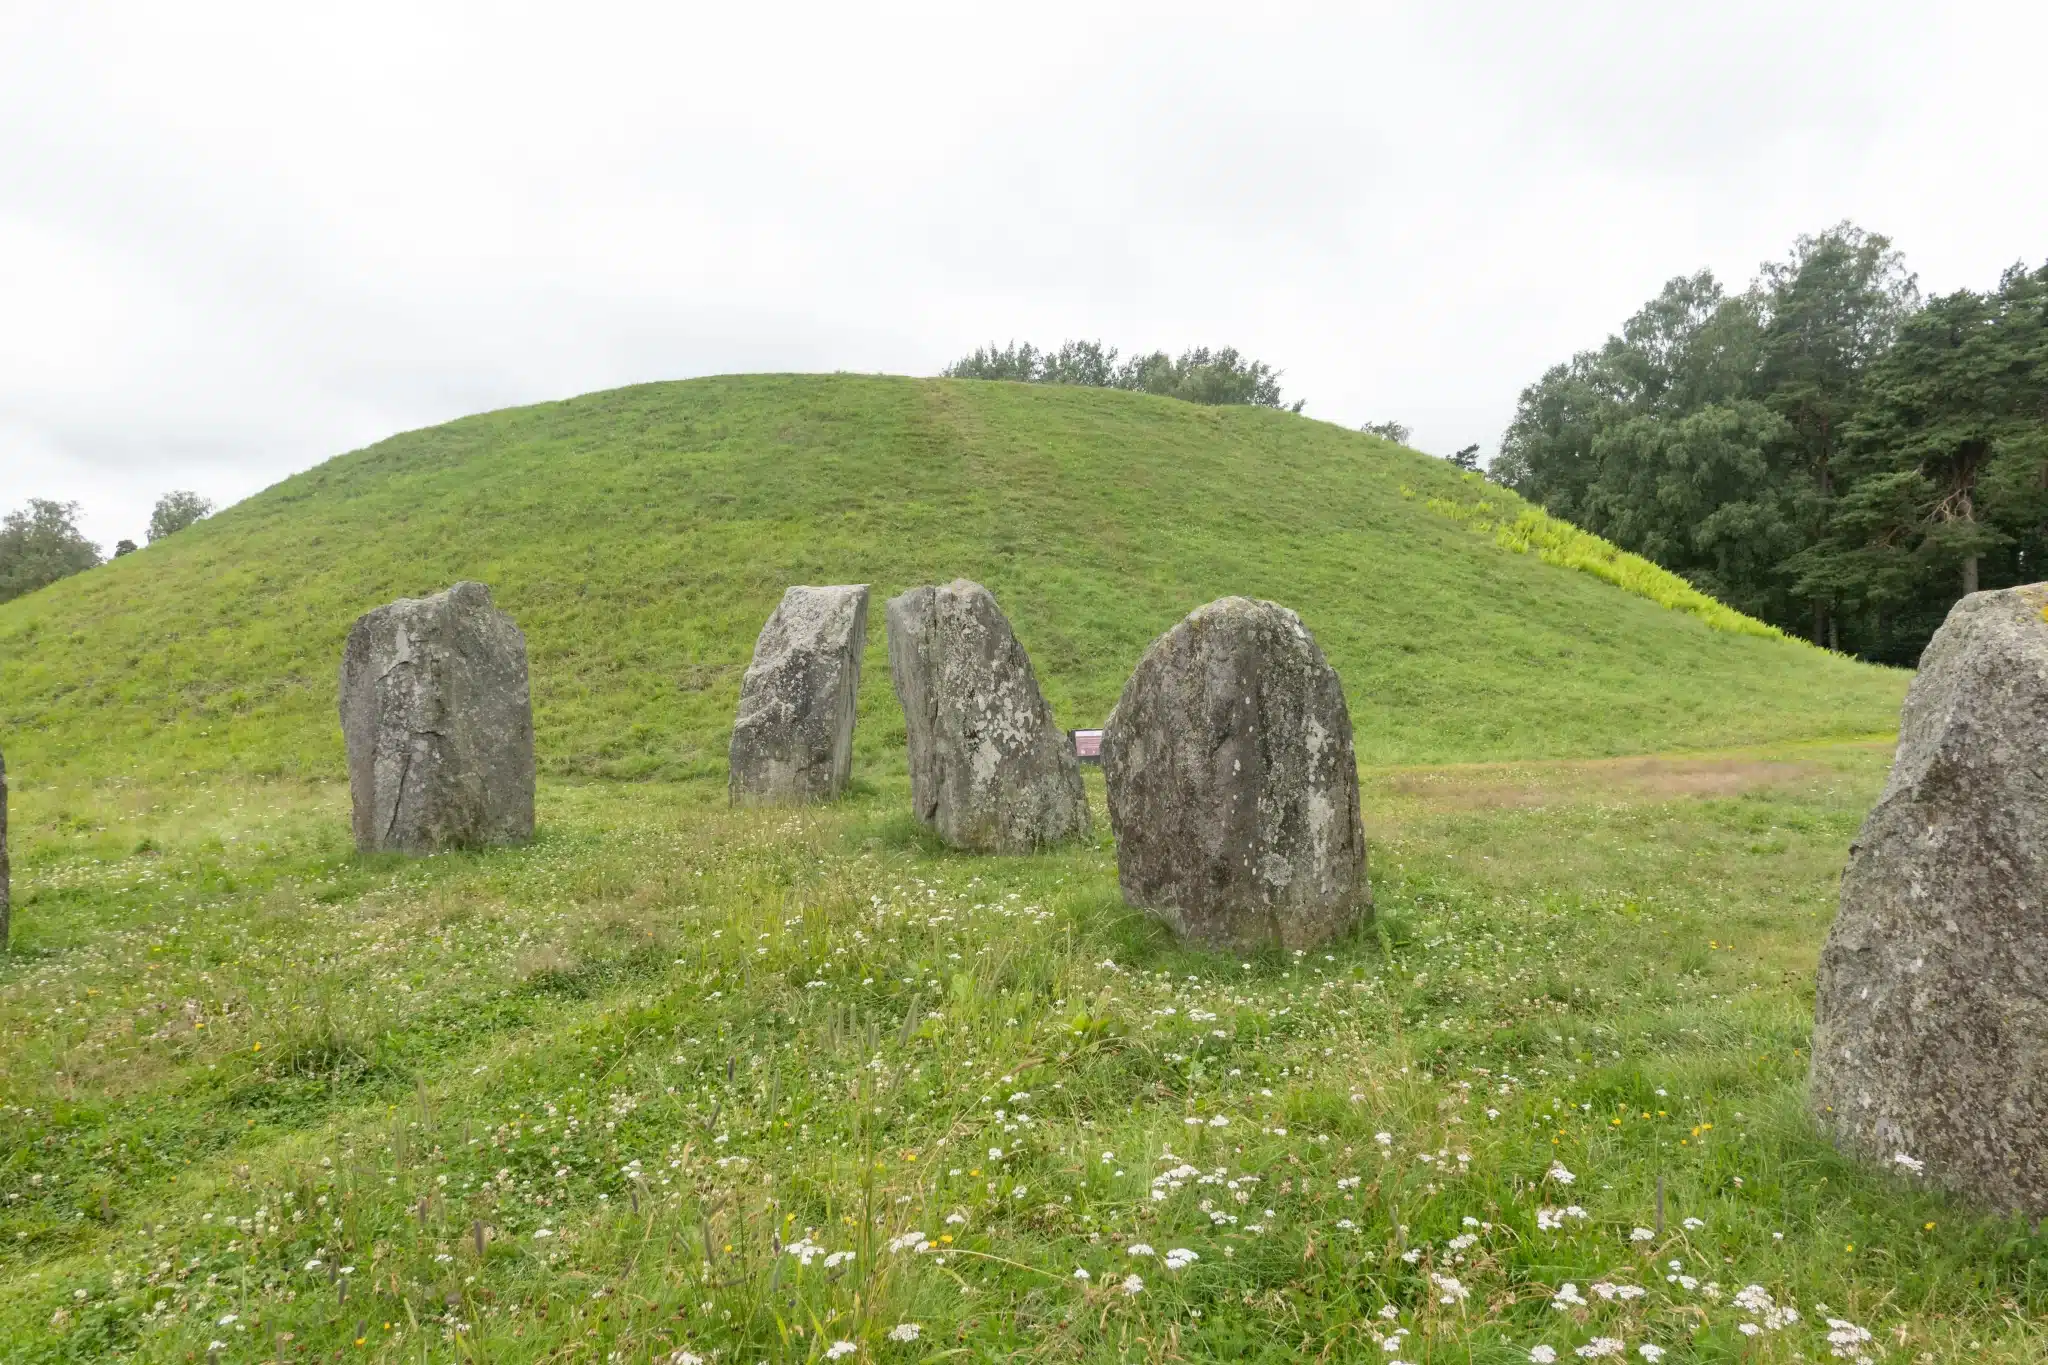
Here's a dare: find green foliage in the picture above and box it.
[0,375,1903,787]
[1499,224,2048,664]
[1417,476,1788,640]
[1787,262,2048,658]
[0,498,101,606]
[1360,420,1411,443]
[146,490,214,543]
[943,339,1301,410]
[1449,443,1481,472]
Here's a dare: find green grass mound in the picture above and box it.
[9,377,2046,1364]
[0,374,1903,784]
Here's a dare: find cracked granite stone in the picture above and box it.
[339,581,534,854]
[729,584,869,804]
[885,579,1088,853]
[1102,596,1369,950]
[1811,583,2048,1215]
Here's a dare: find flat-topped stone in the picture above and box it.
[1810,583,2048,1215]
[885,579,1089,852]
[730,584,870,804]
[1103,596,1368,949]
[339,581,535,854]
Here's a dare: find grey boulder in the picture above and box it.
[339,581,535,855]
[886,580,1089,852]
[1103,597,1368,949]
[729,584,870,804]
[1810,583,2048,1215]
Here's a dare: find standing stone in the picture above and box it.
[1103,597,1368,950]
[729,584,870,804]
[1811,583,2048,1215]
[339,581,535,855]
[885,580,1089,852]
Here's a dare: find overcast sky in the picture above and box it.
[4,1,2044,550]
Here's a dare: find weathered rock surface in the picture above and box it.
[885,580,1089,852]
[1103,597,1368,949]
[1810,583,2048,1215]
[729,584,870,804]
[339,581,535,855]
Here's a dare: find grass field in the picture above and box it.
[7,375,2041,1363]
[5,750,2045,1363]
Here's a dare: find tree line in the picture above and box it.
[1493,224,2048,664]
[944,340,1304,412]
[0,492,213,606]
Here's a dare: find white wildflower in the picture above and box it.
[1552,1283,1587,1308]
[1825,1318,1875,1359]
[1547,1161,1576,1185]
[887,1323,920,1343]
[1121,1273,1144,1295]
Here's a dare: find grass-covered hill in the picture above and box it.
[0,374,1904,785]
[14,378,2048,1364]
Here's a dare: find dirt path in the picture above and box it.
[1368,739,1893,811]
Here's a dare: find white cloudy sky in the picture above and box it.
[3,1,2043,549]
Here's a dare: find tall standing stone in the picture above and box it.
[1811,583,2048,1215]
[339,581,535,855]
[729,584,870,804]
[1103,597,1368,950]
[885,580,1089,852]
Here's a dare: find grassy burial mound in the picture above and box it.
[15,380,2045,1364]
[0,374,1903,786]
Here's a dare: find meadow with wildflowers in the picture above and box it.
[4,376,2041,1361]
[3,748,2044,1363]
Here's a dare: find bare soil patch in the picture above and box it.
[1373,753,1836,811]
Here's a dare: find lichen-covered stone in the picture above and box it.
[1810,583,2048,1215]
[339,581,535,855]
[885,580,1089,852]
[729,584,869,804]
[1103,597,1368,949]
